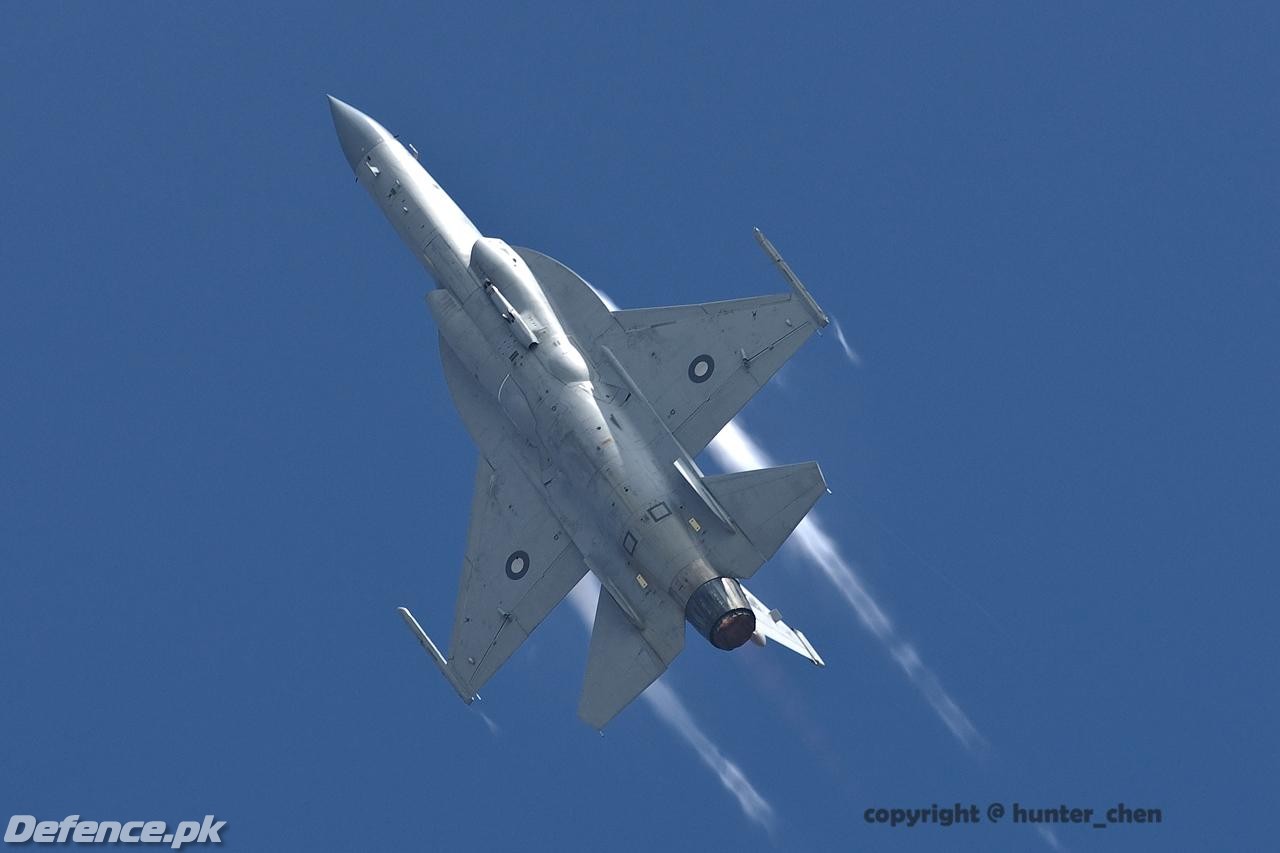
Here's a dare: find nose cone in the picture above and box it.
[327,95,386,172]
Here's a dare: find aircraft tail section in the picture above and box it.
[702,462,827,579]
[740,584,825,666]
[578,586,675,730]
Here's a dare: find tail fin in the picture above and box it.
[702,461,827,578]
[740,584,825,666]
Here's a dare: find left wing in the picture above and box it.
[444,455,589,697]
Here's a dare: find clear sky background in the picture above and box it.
[2,3,1276,851]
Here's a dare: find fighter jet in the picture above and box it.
[328,96,829,728]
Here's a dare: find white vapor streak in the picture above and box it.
[831,317,864,367]
[566,578,777,831]
[588,284,619,311]
[1037,826,1064,851]
[477,711,501,736]
[642,680,776,830]
[707,420,985,750]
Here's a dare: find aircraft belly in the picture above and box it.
[438,336,543,481]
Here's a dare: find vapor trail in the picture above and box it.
[707,420,985,750]
[477,711,501,736]
[587,284,619,311]
[1037,826,1065,851]
[642,680,776,831]
[831,317,864,367]
[566,579,777,832]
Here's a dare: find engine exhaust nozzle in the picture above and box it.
[685,577,756,650]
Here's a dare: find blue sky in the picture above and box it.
[2,3,1276,851]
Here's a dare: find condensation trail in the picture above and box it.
[707,420,985,751]
[831,317,864,367]
[1037,826,1064,851]
[588,284,619,311]
[566,579,777,831]
[477,711,501,736]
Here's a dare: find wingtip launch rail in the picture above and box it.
[753,227,830,329]
[397,606,478,704]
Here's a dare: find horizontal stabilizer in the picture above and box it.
[578,586,669,730]
[703,461,827,578]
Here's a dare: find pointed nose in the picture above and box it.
[327,95,386,172]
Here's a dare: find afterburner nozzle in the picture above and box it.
[685,577,756,650]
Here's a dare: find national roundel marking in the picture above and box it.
[505,550,531,580]
[688,354,715,383]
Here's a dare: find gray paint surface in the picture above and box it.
[330,97,827,728]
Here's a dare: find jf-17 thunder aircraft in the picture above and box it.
[328,97,830,729]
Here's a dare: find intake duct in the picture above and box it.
[685,577,756,651]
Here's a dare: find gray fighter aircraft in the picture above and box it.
[329,97,829,728]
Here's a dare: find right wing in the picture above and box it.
[516,243,827,458]
[605,295,823,456]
